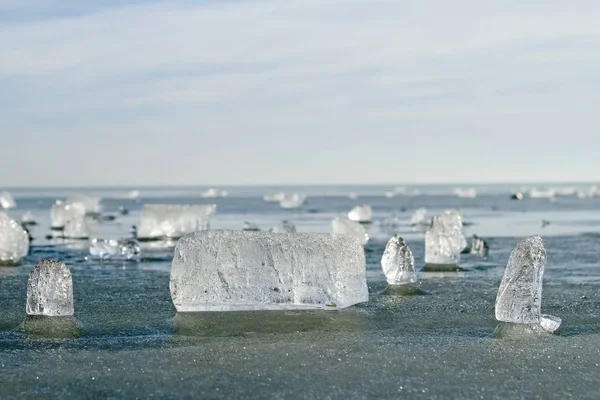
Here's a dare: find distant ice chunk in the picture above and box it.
[453,188,477,198]
[348,204,372,223]
[410,207,428,226]
[331,217,369,246]
[381,235,416,285]
[528,188,555,199]
[67,195,102,215]
[89,238,141,261]
[0,212,29,265]
[270,220,296,233]
[243,221,260,231]
[63,203,90,239]
[26,260,74,316]
[51,200,68,230]
[263,192,285,203]
[21,211,37,226]
[495,236,548,324]
[424,210,467,267]
[202,188,228,198]
[126,190,141,200]
[279,193,305,209]
[0,191,16,209]
[170,230,368,311]
[469,234,489,256]
[138,204,216,240]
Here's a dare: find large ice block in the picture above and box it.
[0,191,16,209]
[0,212,29,265]
[137,204,216,240]
[26,260,74,316]
[424,210,467,267]
[331,217,369,246]
[63,203,90,239]
[67,195,102,215]
[381,235,416,285]
[170,230,368,311]
[89,238,141,261]
[348,204,372,223]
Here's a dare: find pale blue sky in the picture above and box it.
[1,0,599,186]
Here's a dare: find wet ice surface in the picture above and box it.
[3,186,600,398]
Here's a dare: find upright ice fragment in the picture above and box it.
[170,230,368,311]
[63,203,90,239]
[0,191,16,209]
[26,260,74,316]
[469,234,489,256]
[89,238,141,261]
[424,210,467,268]
[0,212,29,264]
[137,204,216,240]
[270,220,296,233]
[348,204,372,223]
[331,217,369,246]
[381,235,416,285]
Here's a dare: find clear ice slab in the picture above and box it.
[89,238,141,261]
[331,217,369,246]
[494,236,561,334]
[0,212,29,265]
[138,204,216,240]
[170,230,369,312]
[26,260,74,317]
[381,235,417,285]
[424,210,467,270]
[347,204,372,223]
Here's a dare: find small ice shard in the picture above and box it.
[270,220,296,233]
[202,188,228,198]
[331,217,369,246]
[469,234,489,257]
[0,212,29,265]
[67,195,102,215]
[21,211,37,226]
[424,210,467,269]
[0,191,16,209]
[381,235,416,285]
[170,230,368,311]
[89,238,141,261]
[63,203,90,239]
[26,260,74,316]
[243,221,260,231]
[279,193,305,209]
[348,204,372,223]
[137,204,216,240]
[495,236,561,333]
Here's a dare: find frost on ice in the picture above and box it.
[270,220,296,233]
[347,204,372,223]
[331,217,369,246]
[381,235,416,285]
[137,204,216,240]
[495,236,561,333]
[424,210,467,268]
[89,238,141,261]
[170,230,369,311]
[26,260,74,317]
[0,212,29,265]
[0,191,16,209]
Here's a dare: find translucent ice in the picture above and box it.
[469,234,489,256]
[0,191,16,209]
[63,203,90,239]
[243,221,260,231]
[51,200,68,229]
[89,238,141,261]
[170,230,368,311]
[381,235,416,285]
[331,217,369,246]
[21,211,37,226]
[26,260,74,316]
[424,210,467,266]
[0,212,29,264]
[410,208,428,226]
[137,204,216,240]
[263,192,285,203]
[348,204,372,223]
[540,314,562,333]
[202,188,228,198]
[279,193,305,209]
[67,195,102,215]
[495,236,559,328]
[270,220,296,233]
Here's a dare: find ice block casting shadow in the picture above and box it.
[381,235,425,296]
[169,230,369,332]
[493,236,561,339]
[20,260,81,338]
[422,210,467,272]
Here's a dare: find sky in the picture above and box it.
[1,0,599,187]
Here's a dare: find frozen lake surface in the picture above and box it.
[2,184,600,398]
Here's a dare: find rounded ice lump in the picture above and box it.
[170,230,369,312]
